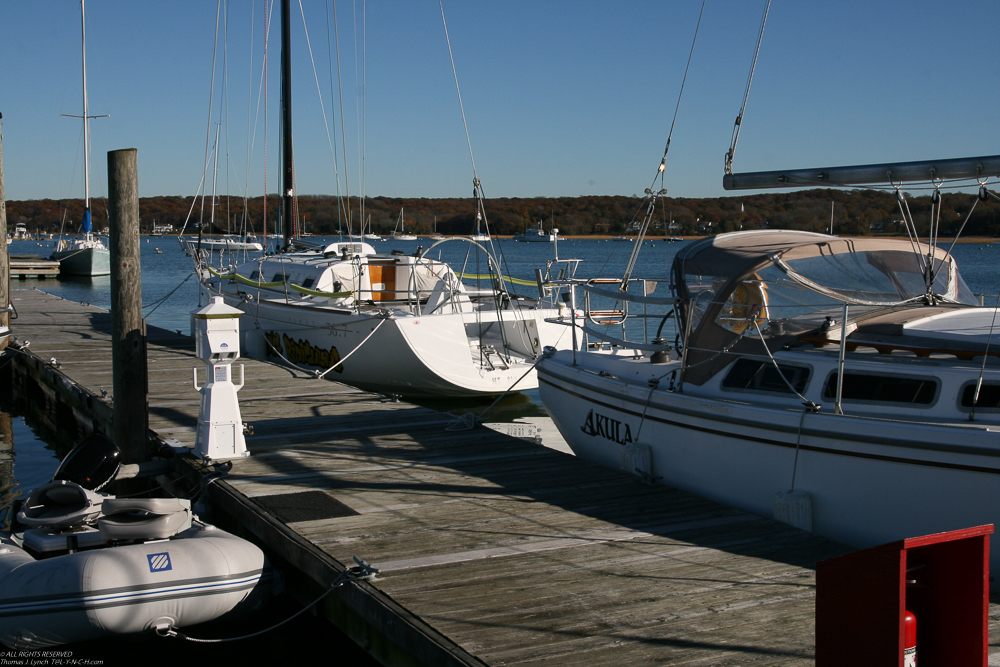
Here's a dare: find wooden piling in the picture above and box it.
[0,112,9,350]
[107,148,148,472]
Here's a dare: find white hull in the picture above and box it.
[539,350,1000,569]
[182,236,263,252]
[0,521,266,648]
[51,246,110,276]
[206,283,575,397]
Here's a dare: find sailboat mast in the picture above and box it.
[80,0,92,229]
[280,0,294,250]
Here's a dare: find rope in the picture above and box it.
[440,0,477,179]
[315,316,388,379]
[446,347,557,430]
[650,0,706,192]
[157,557,380,644]
[620,0,705,288]
[724,0,771,175]
[242,295,389,378]
[143,271,196,317]
[969,290,1000,422]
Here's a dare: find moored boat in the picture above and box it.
[0,434,268,648]
[539,225,1000,568]
[200,238,580,397]
[193,0,582,398]
[513,221,559,243]
[50,0,110,278]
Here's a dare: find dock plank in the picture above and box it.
[7,287,999,666]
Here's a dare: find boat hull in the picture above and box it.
[51,247,110,276]
[0,522,267,648]
[210,285,575,397]
[538,351,1000,570]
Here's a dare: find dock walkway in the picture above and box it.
[9,255,60,279]
[8,287,998,665]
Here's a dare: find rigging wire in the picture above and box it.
[199,1,223,240]
[332,0,354,236]
[297,0,342,222]
[325,0,346,238]
[724,0,770,175]
[440,0,477,179]
[620,0,705,289]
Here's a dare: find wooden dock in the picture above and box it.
[6,287,999,665]
[9,255,60,279]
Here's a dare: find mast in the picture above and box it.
[280,0,294,250]
[80,0,92,238]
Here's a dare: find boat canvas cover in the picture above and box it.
[672,231,974,386]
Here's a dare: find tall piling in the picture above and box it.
[107,148,148,475]
[0,113,9,351]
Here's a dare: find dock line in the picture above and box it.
[157,557,380,644]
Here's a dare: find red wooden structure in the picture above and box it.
[816,524,992,666]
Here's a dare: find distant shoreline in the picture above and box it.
[139,233,998,243]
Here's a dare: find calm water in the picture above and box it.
[3,235,998,663]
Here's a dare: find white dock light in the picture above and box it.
[191,296,249,461]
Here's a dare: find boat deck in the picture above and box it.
[7,286,1000,666]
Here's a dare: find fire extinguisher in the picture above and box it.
[903,609,917,666]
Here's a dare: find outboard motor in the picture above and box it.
[52,433,121,491]
[17,434,121,556]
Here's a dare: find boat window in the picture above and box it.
[823,372,937,405]
[271,274,286,283]
[249,270,260,281]
[959,382,1000,409]
[722,358,810,395]
[302,278,314,289]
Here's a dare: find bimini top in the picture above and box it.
[672,230,978,385]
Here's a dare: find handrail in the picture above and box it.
[207,265,353,297]
[457,273,538,287]
[580,281,678,306]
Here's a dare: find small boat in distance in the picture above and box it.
[362,214,382,241]
[50,0,109,277]
[391,207,418,241]
[181,233,263,254]
[513,221,560,242]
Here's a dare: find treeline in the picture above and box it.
[7,188,1000,237]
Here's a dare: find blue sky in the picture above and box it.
[1,1,997,203]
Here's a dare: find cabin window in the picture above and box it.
[249,270,260,281]
[823,372,937,405]
[271,274,286,283]
[960,382,1000,409]
[302,278,315,289]
[722,358,810,395]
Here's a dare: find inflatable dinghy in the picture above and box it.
[0,434,269,649]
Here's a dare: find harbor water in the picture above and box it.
[2,234,998,663]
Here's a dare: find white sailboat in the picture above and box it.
[195,0,580,398]
[391,207,418,241]
[50,0,110,277]
[362,214,382,242]
[179,124,263,255]
[537,4,1000,571]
